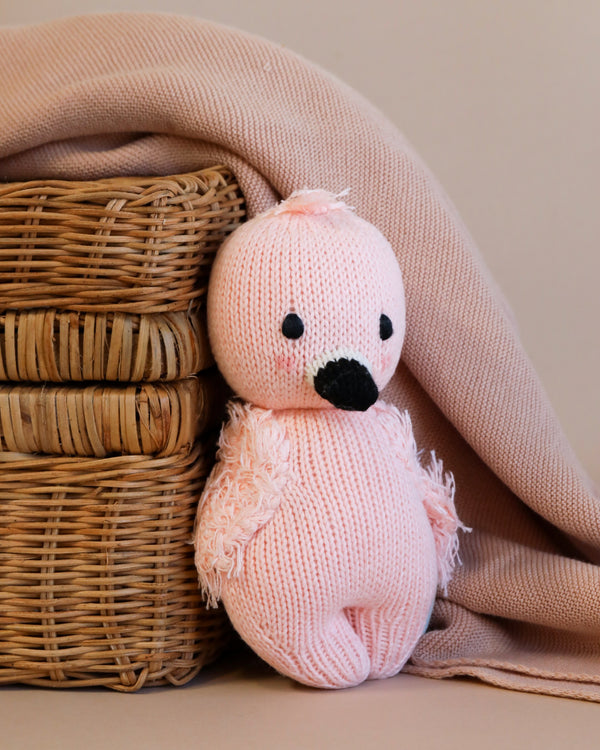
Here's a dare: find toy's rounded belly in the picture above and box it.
[237,409,437,608]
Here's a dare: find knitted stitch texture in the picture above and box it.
[194,192,463,688]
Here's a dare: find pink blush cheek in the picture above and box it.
[378,350,400,385]
[381,351,394,373]
[275,353,300,374]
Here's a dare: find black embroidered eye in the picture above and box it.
[282,313,304,339]
[379,314,393,341]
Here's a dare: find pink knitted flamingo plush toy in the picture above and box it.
[194,190,465,689]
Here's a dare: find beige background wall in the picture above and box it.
[3,1,598,483]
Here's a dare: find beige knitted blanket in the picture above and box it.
[1,12,598,701]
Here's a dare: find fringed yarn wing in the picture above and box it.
[194,401,291,606]
[418,454,467,593]
[373,401,466,591]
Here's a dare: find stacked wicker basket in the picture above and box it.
[0,167,245,690]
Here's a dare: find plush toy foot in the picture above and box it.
[280,611,371,689]
[241,609,371,689]
[346,605,422,680]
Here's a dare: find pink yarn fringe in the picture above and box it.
[421,452,469,593]
[194,402,291,606]
[271,188,352,216]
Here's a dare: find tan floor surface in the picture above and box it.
[3,647,600,750]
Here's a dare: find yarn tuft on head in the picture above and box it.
[271,189,353,217]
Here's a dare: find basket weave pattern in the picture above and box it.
[0,376,225,457]
[0,310,213,382]
[0,170,244,313]
[0,447,227,690]
[0,167,242,689]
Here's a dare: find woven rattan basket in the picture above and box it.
[0,309,213,382]
[0,167,245,313]
[0,444,231,690]
[0,166,243,689]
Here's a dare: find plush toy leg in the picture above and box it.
[280,611,371,689]
[346,605,427,680]
[225,595,371,689]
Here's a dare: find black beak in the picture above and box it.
[313,358,378,411]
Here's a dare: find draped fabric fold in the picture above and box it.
[1,12,598,700]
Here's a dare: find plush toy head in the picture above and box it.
[207,190,405,410]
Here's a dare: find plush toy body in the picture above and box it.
[195,190,464,689]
